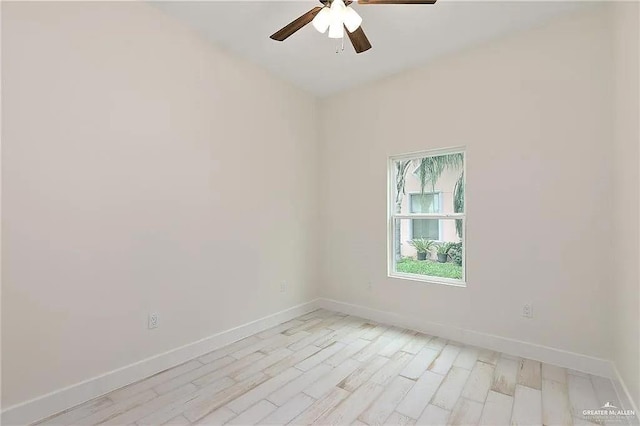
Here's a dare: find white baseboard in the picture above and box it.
[0,299,320,426]
[317,298,615,379]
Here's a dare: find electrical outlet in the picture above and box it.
[148,313,159,329]
[280,282,287,293]
[367,281,373,292]
[522,304,533,319]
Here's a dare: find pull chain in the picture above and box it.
[335,31,345,54]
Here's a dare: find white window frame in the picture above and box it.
[387,147,467,287]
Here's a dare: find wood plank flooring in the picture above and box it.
[38,310,633,426]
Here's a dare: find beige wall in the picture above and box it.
[611,2,640,409]
[1,1,319,407]
[320,5,613,362]
[2,0,639,415]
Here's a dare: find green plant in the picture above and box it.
[409,238,436,254]
[396,258,462,279]
[448,242,463,266]
[437,242,454,255]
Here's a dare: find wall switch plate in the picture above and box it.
[280,282,286,293]
[148,313,159,329]
[522,304,533,318]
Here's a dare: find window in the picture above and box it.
[388,148,466,286]
[410,193,440,240]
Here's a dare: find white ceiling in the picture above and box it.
[153,1,591,96]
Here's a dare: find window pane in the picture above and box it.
[410,193,439,213]
[394,218,463,281]
[393,153,464,215]
[412,219,439,240]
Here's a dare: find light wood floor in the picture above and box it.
[39,309,629,426]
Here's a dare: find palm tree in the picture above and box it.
[415,153,463,194]
[394,160,411,262]
[453,170,464,238]
[393,153,464,262]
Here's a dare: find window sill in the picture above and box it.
[388,272,467,288]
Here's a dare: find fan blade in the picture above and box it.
[358,0,436,3]
[270,7,323,41]
[346,25,372,53]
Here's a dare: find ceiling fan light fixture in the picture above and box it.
[311,7,331,33]
[343,7,362,33]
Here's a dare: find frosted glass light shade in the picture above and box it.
[343,7,362,33]
[330,0,346,13]
[312,7,331,33]
[314,0,360,40]
[328,22,344,38]
[328,0,346,38]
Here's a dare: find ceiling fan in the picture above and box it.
[270,0,437,54]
